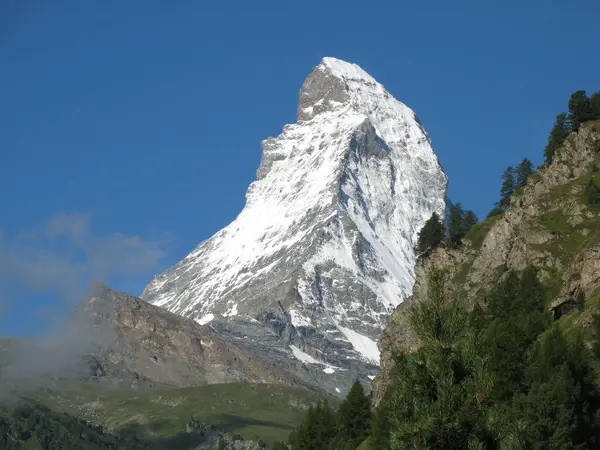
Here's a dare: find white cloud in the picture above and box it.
[0,213,170,302]
[0,215,171,397]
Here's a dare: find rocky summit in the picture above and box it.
[141,57,447,396]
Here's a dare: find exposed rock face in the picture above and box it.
[186,419,266,449]
[141,57,447,395]
[373,121,600,402]
[70,284,361,395]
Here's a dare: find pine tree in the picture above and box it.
[544,113,570,164]
[448,202,465,247]
[568,90,594,132]
[416,212,445,254]
[288,400,336,450]
[479,268,550,401]
[370,400,392,450]
[515,158,534,188]
[518,327,600,448]
[591,91,600,120]
[497,166,515,209]
[462,210,478,235]
[486,206,504,218]
[315,400,336,448]
[380,270,508,449]
[333,380,371,449]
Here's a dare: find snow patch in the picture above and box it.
[290,345,322,364]
[290,346,342,374]
[289,310,312,328]
[336,324,380,364]
[223,303,238,317]
[195,313,214,325]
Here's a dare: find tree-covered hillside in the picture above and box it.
[0,403,151,450]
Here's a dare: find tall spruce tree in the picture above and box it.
[544,113,570,164]
[515,158,534,188]
[288,400,336,450]
[333,380,371,449]
[591,91,600,120]
[568,90,594,132]
[370,400,392,450]
[448,202,465,247]
[462,210,478,234]
[416,212,445,254]
[498,166,515,209]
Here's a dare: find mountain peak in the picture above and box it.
[142,58,447,396]
[298,57,382,122]
[297,57,419,133]
[319,57,378,84]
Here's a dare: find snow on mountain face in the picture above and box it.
[142,57,446,372]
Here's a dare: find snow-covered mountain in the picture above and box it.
[142,57,446,393]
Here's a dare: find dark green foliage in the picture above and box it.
[462,209,478,234]
[476,268,551,401]
[486,206,504,218]
[0,403,151,449]
[591,314,600,359]
[445,202,478,248]
[369,400,391,450]
[448,202,465,247]
[575,290,586,309]
[586,179,600,204]
[370,264,600,449]
[544,90,599,164]
[515,157,534,188]
[591,91,600,119]
[333,380,371,449]
[288,400,336,450]
[416,212,445,254]
[289,381,370,450]
[545,113,570,164]
[498,166,515,209]
[271,441,288,449]
[516,328,600,448]
[472,268,600,449]
[568,90,595,132]
[375,270,504,449]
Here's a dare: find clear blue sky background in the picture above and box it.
[2,0,599,336]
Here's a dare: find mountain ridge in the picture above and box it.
[142,57,447,381]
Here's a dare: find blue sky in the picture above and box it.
[2,0,599,336]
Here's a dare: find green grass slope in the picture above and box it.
[36,382,323,445]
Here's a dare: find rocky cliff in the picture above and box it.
[374,120,600,401]
[67,283,374,395]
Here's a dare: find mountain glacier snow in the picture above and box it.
[142,57,446,384]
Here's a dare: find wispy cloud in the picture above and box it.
[0,214,172,400]
[0,212,170,302]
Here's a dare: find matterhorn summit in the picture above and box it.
[142,57,447,395]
